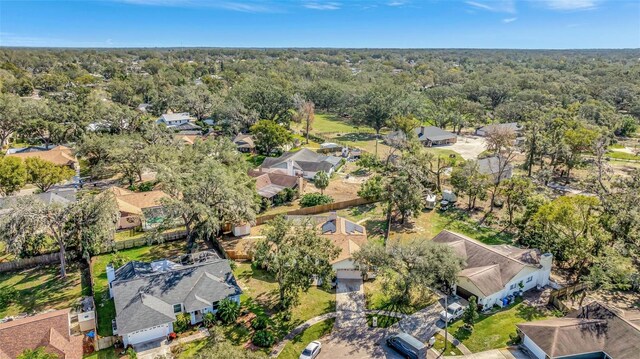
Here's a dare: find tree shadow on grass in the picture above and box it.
[516,304,546,321]
[347,203,377,218]
[453,326,472,341]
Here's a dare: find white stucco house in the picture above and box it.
[433,230,552,308]
[107,254,241,348]
[156,112,195,128]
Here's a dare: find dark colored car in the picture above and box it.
[386,333,426,359]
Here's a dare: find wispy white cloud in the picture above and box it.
[465,0,516,14]
[387,1,407,6]
[502,17,517,23]
[303,2,341,10]
[114,0,278,13]
[540,0,599,11]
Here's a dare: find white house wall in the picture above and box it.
[522,334,546,359]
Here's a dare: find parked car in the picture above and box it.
[386,333,426,359]
[299,340,322,359]
[439,302,465,323]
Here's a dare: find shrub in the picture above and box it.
[300,193,333,207]
[252,329,275,348]
[203,312,216,327]
[173,313,191,333]
[251,315,269,330]
[216,298,240,324]
[0,287,19,310]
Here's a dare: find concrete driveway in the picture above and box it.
[448,135,486,160]
[317,278,444,359]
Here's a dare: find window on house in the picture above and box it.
[509,284,516,290]
[173,304,182,313]
[212,301,219,311]
[526,276,533,283]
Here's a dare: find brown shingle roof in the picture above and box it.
[110,187,168,215]
[248,170,299,198]
[7,146,77,167]
[518,302,640,358]
[432,230,541,296]
[0,309,82,359]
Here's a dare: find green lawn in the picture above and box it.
[432,333,464,356]
[278,318,335,359]
[606,151,640,161]
[233,263,336,326]
[91,241,187,336]
[174,338,209,359]
[245,153,267,168]
[83,348,120,359]
[0,264,85,318]
[296,114,367,134]
[447,300,551,353]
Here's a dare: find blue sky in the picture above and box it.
[0,0,638,48]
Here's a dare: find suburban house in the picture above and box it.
[0,309,83,359]
[260,148,342,179]
[156,112,195,128]
[175,134,203,146]
[233,134,255,153]
[517,301,640,359]
[477,156,513,183]
[475,122,523,137]
[7,145,79,170]
[108,187,169,231]
[0,189,77,217]
[385,126,457,147]
[432,230,552,308]
[287,213,368,279]
[171,122,202,135]
[248,169,303,199]
[107,255,241,347]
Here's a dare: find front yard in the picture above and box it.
[0,264,86,318]
[447,300,552,353]
[278,318,335,359]
[91,241,187,337]
[364,277,437,314]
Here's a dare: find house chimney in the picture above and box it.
[297,176,304,197]
[538,253,553,287]
[287,159,294,176]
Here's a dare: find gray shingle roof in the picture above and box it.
[477,122,522,133]
[261,148,340,173]
[112,259,241,334]
[477,156,512,175]
[414,126,457,142]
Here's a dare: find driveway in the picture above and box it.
[335,278,366,329]
[448,135,486,160]
[317,278,444,359]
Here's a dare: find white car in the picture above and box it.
[439,302,465,323]
[299,341,322,359]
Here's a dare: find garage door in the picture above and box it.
[128,324,168,345]
[337,269,362,279]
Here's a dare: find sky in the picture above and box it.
[0,0,638,49]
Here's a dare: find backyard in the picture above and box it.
[91,241,187,336]
[447,300,553,353]
[0,264,86,318]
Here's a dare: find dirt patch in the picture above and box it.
[448,135,487,160]
[303,176,362,202]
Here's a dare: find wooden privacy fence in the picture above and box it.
[108,230,187,252]
[256,197,375,225]
[548,282,589,312]
[0,253,60,273]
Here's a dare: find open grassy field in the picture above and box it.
[295,113,368,134]
[0,264,86,318]
[278,318,335,359]
[447,300,551,353]
[91,241,187,336]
